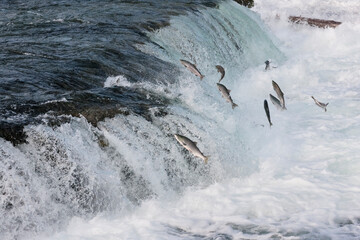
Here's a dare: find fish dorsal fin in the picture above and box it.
[193,141,197,145]
[228,90,231,93]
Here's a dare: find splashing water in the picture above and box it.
[2,0,360,239]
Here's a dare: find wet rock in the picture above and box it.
[233,0,254,8]
[289,16,341,28]
[0,123,27,145]
[0,88,168,146]
[140,20,170,32]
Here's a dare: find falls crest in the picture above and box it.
[0,2,284,239]
[142,0,284,77]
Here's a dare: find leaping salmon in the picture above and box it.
[217,83,238,109]
[180,59,205,80]
[215,65,225,82]
[311,96,328,112]
[264,99,273,127]
[265,60,271,71]
[269,94,283,110]
[272,80,286,110]
[174,134,209,163]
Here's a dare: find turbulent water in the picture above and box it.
[1,0,360,239]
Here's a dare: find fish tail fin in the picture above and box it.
[325,108,327,112]
[200,75,205,80]
[204,156,210,164]
[232,103,238,109]
[326,103,329,106]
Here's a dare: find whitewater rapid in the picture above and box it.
[2,0,360,239]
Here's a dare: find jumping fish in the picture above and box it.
[265,60,271,71]
[311,96,328,112]
[269,94,283,110]
[265,60,277,70]
[215,65,225,82]
[174,134,209,164]
[180,59,205,80]
[264,99,273,127]
[216,83,238,109]
[272,80,286,110]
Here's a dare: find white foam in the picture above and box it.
[104,75,132,88]
[20,1,360,239]
[41,97,68,105]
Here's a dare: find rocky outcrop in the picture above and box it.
[0,90,168,146]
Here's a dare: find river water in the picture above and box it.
[1,0,360,239]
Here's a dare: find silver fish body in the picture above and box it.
[180,59,205,80]
[216,83,238,109]
[311,96,328,112]
[264,99,273,127]
[215,65,225,82]
[269,94,283,110]
[174,134,209,163]
[272,80,286,110]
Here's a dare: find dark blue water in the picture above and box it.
[0,0,218,144]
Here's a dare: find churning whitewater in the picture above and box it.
[1,0,360,239]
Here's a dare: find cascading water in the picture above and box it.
[1,0,360,239]
[1,2,283,239]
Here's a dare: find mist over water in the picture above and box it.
[1,0,360,239]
